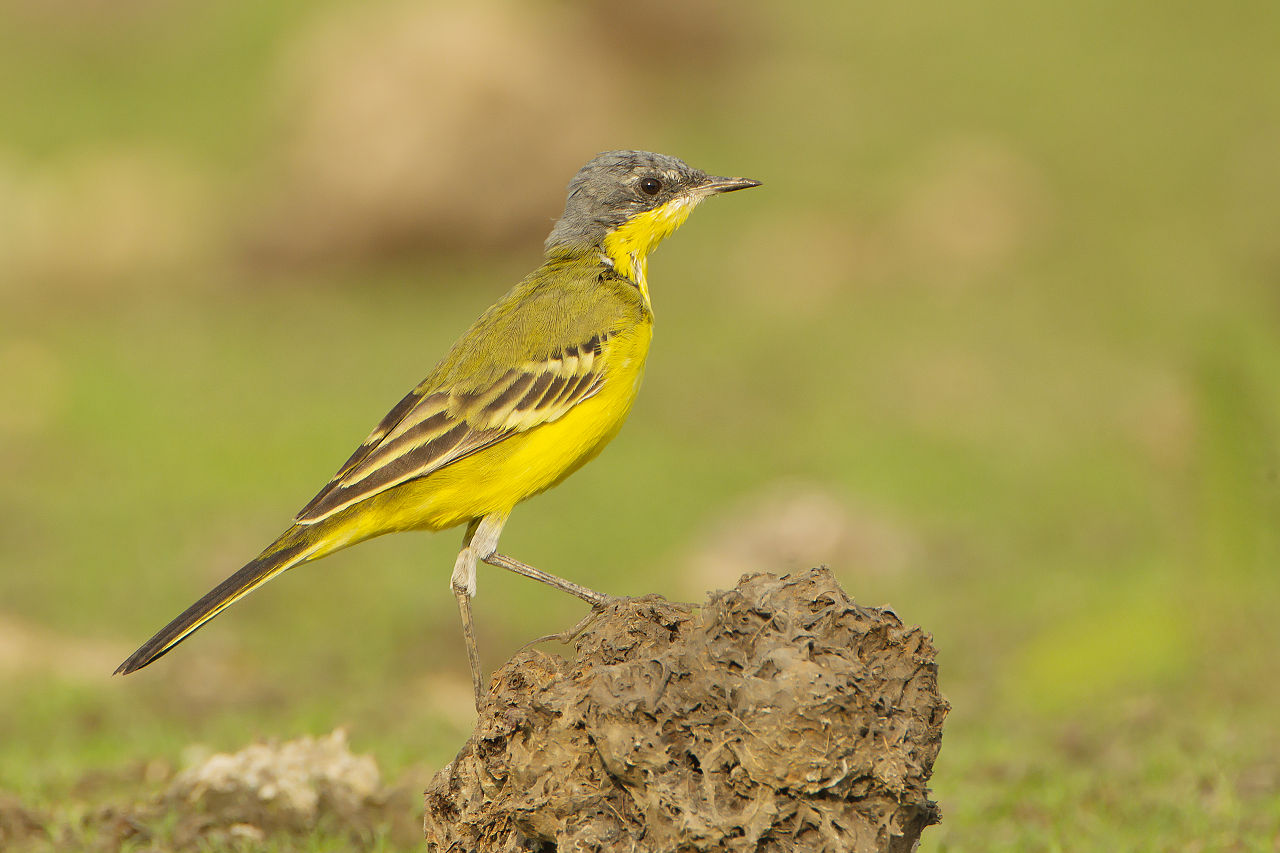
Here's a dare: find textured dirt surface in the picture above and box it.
[0,793,49,848]
[424,568,948,852]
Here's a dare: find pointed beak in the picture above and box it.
[701,175,762,195]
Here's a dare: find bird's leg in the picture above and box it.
[450,514,504,710]
[453,512,611,708]
[481,551,609,607]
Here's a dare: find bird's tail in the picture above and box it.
[115,523,326,675]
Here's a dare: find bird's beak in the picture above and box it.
[701,175,762,194]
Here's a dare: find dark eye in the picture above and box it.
[639,177,662,195]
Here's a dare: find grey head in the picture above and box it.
[544,150,759,252]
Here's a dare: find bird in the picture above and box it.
[115,150,760,706]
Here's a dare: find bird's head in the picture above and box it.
[545,150,759,288]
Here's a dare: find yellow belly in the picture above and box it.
[340,322,653,539]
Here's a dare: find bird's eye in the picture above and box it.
[639,177,662,195]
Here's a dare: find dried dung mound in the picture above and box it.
[58,732,419,851]
[166,728,386,841]
[424,567,948,852]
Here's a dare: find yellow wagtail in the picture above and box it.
[115,150,759,705]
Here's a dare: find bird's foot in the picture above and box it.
[520,595,630,651]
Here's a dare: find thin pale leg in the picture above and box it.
[450,513,507,710]
[482,552,608,606]
[451,512,611,708]
[454,589,482,709]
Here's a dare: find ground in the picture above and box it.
[2,1,1279,850]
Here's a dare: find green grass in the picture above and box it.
[2,0,1279,849]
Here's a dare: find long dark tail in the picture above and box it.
[115,524,321,675]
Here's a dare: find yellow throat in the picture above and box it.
[601,196,700,308]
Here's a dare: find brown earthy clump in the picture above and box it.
[424,567,948,852]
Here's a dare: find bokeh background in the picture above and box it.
[2,0,1279,849]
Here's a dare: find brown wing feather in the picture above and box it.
[294,384,438,521]
[294,334,609,524]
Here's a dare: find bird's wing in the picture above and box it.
[293,333,609,524]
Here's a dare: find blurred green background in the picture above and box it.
[2,0,1278,849]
